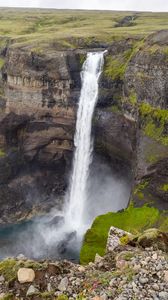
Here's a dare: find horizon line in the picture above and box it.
[0,6,168,13]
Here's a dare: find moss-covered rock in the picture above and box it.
[136,228,168,252]
[80,204,168,264]
[139,102,168,146]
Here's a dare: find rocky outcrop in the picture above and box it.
[0,48,82,223]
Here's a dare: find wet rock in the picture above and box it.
[17,268,35,283]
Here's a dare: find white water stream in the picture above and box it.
[65,52,105,233]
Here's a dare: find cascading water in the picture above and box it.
[65,52,105,233]
[0,51,131,260]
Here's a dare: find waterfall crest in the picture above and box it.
[65,52,105,232]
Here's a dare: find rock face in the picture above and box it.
[0,30,168,223]
[0,48,82,223]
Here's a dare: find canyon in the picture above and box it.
[0,28,168,225]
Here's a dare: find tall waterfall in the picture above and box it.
[66,52,105,232]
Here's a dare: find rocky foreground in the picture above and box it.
[0,228,167,300]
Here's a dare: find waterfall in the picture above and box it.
[65,52,105,232]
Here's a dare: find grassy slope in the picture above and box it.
[0,8,168,49]
[80,204,168,264]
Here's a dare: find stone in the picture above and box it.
[153,283,159,291]
[95,253,103,264]
[0,275,5,282]
[100,294,108,300]
[58,277,68,292]
[47,283,52,292]
[158,292,168,300]
[78,266,85,272]
[152,253,158,260]
[139,277,149,284]
[106,226,132,252]
[0,294,6,299]
[26,285,39,296]
[116,259,128,270]
[164,271,168,282]
[17,268,35,283]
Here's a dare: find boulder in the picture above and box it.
[17,268,35,283]
[136,228,168,252]
[106,226,133,252]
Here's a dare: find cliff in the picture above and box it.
[0,20,168,223]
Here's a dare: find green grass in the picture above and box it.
[0,9,168,49]
[80,204,168,264]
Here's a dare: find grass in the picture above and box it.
[0,258,47,283]
[0,9,168,49]
[80,203,168,264]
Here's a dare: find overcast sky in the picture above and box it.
[0,0,168,12]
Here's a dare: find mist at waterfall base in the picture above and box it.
[0,53,131,261]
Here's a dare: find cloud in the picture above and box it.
[0,0,168,11]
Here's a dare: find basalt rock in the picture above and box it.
[0,31,167,223]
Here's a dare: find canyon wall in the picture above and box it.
[0,30,167,223]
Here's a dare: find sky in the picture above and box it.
[0,0,168,12]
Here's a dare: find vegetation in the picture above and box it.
[0,294,13,300]
[80,203,168,264]
[0,258,46,283]
[160,184,168,192]
[139,102,168,146]
[0,149,6,157]
[0,9,168,50]
[0,58,5,69]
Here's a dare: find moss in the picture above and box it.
[129,91,137,106]
[0,259,18,283]
[110,105,121,113]
[56,296,68,300]
[40,292,54,299]
[160,184,168,192]
[19,260,47,270]
[80,203,167,264]
[0,149,6,158]
[133,179,149,196]
[79,53,86,67]
[120,234,131,245]
[0,57,5,69]
[104,56,127,80]
[122,251,134,261]
[139,103,168,146]
[0,294,13,300]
